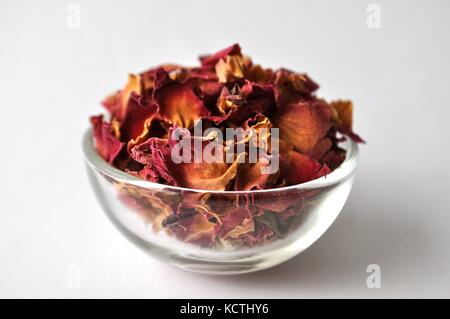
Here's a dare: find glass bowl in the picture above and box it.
[82,128,358,275]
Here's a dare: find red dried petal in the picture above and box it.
[322,148,346,171]
[215,55,245,83]
[120,92,158,142]
[199,43,242,68]
[226,81,275,124]
[90,115,124,164]
[283,150,331,185]
[307,137,333,161]
[130,137,177,185]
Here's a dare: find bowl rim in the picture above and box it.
[82,128,359,194]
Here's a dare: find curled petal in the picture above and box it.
[243,113,272,146]
[329,100,365,143]
[199,43,242,68]
[226,113,273,155]
[126,116,158,152]
[140,64,182,91]
[216,86,245,114]
[215,55,244,83]
[121,92,159,143]
[330,100,352,131]
[121,74,142,109]
[90,115,124,164]
[226,81,275,124]
[131,137,177,185]
[154,81,210,128]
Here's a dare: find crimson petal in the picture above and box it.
[90,115,124,164]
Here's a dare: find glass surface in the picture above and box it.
[82,129,359,274]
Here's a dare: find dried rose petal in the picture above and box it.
[273,101,331,154]
[235,156,275,191]
[139,65,184,94]
[131,137,177,185]
[274,68,319,96]
[90,115,124,164]
[245,64,273,84]
[307,137,333,161]
[154,80,210,128]
[282,150,331,185]
[166,148,245,191]
[215,55,245,83]
[322,148,346,171]
[329,100,365,143]
[216,86,244,114]
[199,43,242,68]
[120,92,158,143]
[226,81,275,124]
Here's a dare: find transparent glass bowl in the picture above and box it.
[83,129,358,274]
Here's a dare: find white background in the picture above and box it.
[1,0,450,298]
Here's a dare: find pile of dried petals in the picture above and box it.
[90,44,363,247]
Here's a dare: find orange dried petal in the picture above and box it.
[273,101,331,154]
